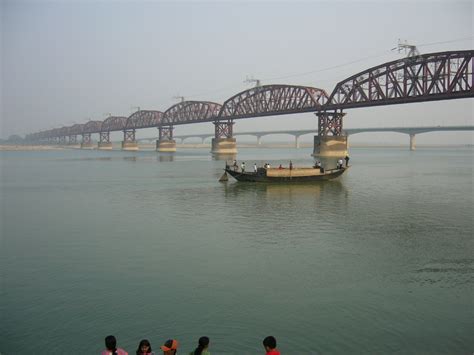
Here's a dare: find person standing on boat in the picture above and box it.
[241,162,246,172]
[289,160,293,170]
[254,163,258,173]
[345,155,350,167]
[233,159,238,171]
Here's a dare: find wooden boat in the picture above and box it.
[224,165,348,182]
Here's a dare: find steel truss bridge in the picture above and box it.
[25,50,474,144]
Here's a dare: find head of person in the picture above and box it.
[262,336,277,351]
[105,335,117,351]
[137,339,152,354]
[193,336,210,355]
[160,339,179,355]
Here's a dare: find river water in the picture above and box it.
[1,147,473,354]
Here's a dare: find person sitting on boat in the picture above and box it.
[314,161,321,168]
[337,159,343,169]
[241,162,245,172]
[267,163,271,169]
[278,164,283,169]
[233,160,238,171]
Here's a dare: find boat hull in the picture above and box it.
[225,166,348,182]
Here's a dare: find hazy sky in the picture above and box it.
[1,0,473,144]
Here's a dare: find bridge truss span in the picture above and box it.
[326,50,474,109]
[219,84,329,119]
[162,101,222,125]
[101,116,127,132]
[125,110,163,129]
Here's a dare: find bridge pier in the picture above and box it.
[156,126,176,152]
[313,110,347,157]
[211,120,237,154]
[256,135,262,146]
[98,132,113,150]
[68,135,77,145]
[80,133,94,149]
[122,129,138,151]
[409,133,416,151]
[294,135,300,149]
[312,135,348,157]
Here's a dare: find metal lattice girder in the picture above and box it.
[219,84,329,119]
[125,110,163,129]
[99,132,110,143]
[163,101,222,125]
[48,128,60,138]
[158,126,174,140]
[316,110,346,136]
[123,129,136,142]
[59,126,70,137]
[68,124,84,135]
[327,50,474,109]
[68,135,77,144]
[83,120,103,134]
[101,116,127,132]
[214,119,234,139]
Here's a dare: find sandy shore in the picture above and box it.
[0,145,66,151]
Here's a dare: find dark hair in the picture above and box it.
[105,335,117,354]
[193,336,209,355]
[136,339,152,354]
[263,336,277,349]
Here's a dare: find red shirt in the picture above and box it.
[266,350,280,355]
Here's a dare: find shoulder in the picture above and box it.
[117,349,128,355]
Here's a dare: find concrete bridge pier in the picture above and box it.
[312,135,348,157]
[409,133,416,151]
[98,131,113,150]
[122,129,138,151]
[80,133,94,149]
[156,126,176,152]
[211,120,237,155]
[294,135,300,149]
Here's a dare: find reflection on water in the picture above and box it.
[221,179,347,199]
[158,153,175,162]
[212,153,237,161]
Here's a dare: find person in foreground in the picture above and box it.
[263,336,280,355]
[102,335,128,355]
[136,339,154,354]
[190,336,210,355]
[161,339,179,355]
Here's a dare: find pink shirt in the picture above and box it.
[101,348,128,355]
